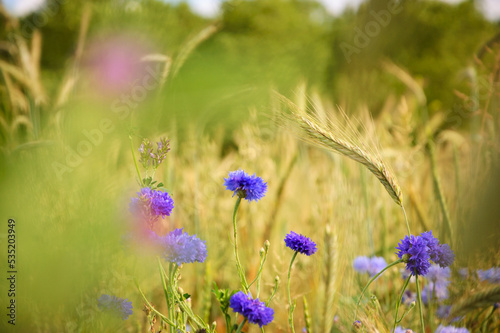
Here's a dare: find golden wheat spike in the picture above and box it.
[278,93,403,206]
[449,285,500,319]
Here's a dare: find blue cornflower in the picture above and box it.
[97,294,133,320]
[397,235,431,276]
[427,265,451,283]
[432,244,455,268]
[458,268,468,280]
[422,281,449,304]
[229,291,250,314]
[396,231,454,276]
[284,231,317,256]
[421,231,455,268]
[368,257,387,276]
[229,291,274,327]
[130,188,174,226]
[422,265,451,304]
[150,190,174,217]
[395,327,413,333]
[353,256,371,273]
[353,256,387,277]
[224,169,267,201]
[477,267,500,283]
[435,325,469,333]
[158,228,207,266]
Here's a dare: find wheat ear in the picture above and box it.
[280,94,403,206]
[299,115,402,205]
[449,285,500,319]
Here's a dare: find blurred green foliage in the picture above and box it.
[1,0,497,134]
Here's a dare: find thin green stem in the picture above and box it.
[224,314,232,333]
[250,248,268,298]
[159,262,207,330]
[481,305,496,332]
[168,263,176,332]
[287,251,299,333]
[135,279,176,327]
[392,275,412,332]
[232,197,249,293]
[415,275,425,333]
[266,276,280,306]
[354,259,404,321]
[129,135,143,186]
[401,205,411,236]
[157,258,174,333]
[235,318,248,333]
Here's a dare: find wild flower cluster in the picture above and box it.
[229,292,274,327]
[97,294,133,320]
[139,137,170,170]
[353,256,387,277]
[396,231,455,276]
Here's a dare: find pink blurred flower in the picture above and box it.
[85,35,152,97]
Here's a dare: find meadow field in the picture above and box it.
[0,0,499,332]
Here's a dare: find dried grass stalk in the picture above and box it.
[171,24,219,79]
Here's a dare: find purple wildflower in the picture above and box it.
[397,235,431,276]
[158,228,207,266]
[433,244,455,268]
[150,190,174,217]
[130,188,174,227]
[477,267,500,284]
[98,294,133,320]
[458,268,468,280]
[422,265,451,304]
[368,256,387,276]
[353,256,371,273]
[427,265,451,283]
[229,291,274,327]
[229,291,250,313]
[224,169,267,202]
[353,256,387,277]
[396,231,454,276]
[139,137,170,169]
[435,325,469,333]
[395,327,413,333]
[422,281,449,304]
[284,231,317,256]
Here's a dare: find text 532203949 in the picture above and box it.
[7,218,16,325]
